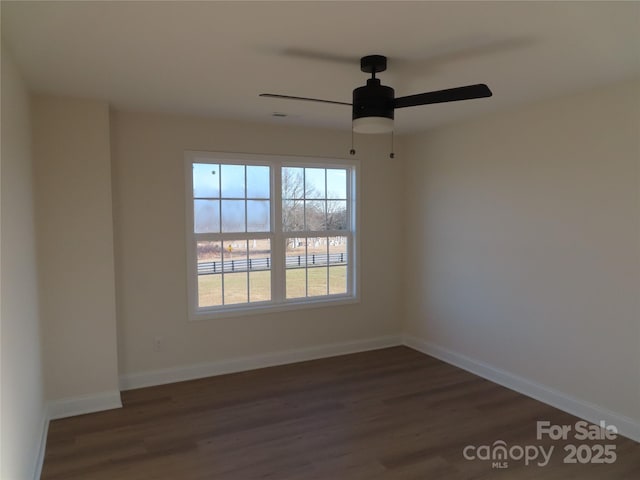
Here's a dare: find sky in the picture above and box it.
[192,163,348,234]
[193,164,346,200]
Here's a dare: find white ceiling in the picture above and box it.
[2,1,639,134]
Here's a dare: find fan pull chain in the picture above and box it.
[350,123,356,155]
[390,130,395,159]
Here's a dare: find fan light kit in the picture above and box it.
[261,55,492,157]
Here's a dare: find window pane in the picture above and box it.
[306,237,327,263]
[286,268,306,299]
[285,237,305,267]
[199,275,222,307]
[221,164,245,198]
[329,266,347,295]
[247,200,270,232]
[193,163,220,198]
[222,240,248,305]
[307,237,328,297]
[329,236,348,295]
[197,241,222,307]
[221,200,246,233]
[328,236,347,261]
[327,200,347,230]
[248,239,271,302]
[223,272,248,304]
[282,200,304,231]
[286,239,306,299]
[246,166,270,199]
[327,169,347,199]
[305,200,326,231]
[248,238,271,272]
[249,271,271,302]
[305,168,325,199]
[282,167,304,199]
[194,199,220,233]
[222,239,248,272]
[308,265,328,297]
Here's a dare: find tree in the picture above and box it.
[281,168,346,248]
[281,168,305,233]
[326,200,347,231]
[282,168,320,249]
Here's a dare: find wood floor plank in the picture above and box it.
[41,347,640,479]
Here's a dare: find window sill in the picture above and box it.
[189,295,360,321]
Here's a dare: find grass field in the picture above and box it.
[198,266,347,307]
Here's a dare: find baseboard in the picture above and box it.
[32,408,49,480]
[120,335,402,390]
[47,390,123,420]
[403,335,640,443]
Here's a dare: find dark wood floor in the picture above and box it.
[42,347,640,479]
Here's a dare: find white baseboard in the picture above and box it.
[48,390,123,420]
[31,392,121,479]
[32,409,49,480]
[120,335,402,390]
[403,335,640,443]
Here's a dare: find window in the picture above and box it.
[186,151,358,319]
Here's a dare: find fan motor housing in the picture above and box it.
[352,79,395,121]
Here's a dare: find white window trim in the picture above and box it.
[185,150,360,321]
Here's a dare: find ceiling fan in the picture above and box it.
[260,54,492,135]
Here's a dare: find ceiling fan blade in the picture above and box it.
[394,84,492,109]
[259,93,351,106]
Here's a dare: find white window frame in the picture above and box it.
[185,151,359,320]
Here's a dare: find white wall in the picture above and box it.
[0,42,46,480]
[404,80,640,424]
[6,69,637,477]
[31,96,120,402]
[111,111,404,377]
